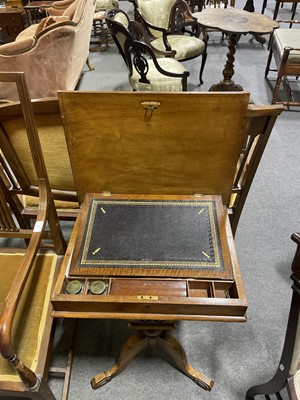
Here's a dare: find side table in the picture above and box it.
[193,8,279,91]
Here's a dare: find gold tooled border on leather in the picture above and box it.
[79,199,222,270]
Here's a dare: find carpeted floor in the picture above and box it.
[48,1,300,399]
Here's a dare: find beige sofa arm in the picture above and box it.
[0,38,36,55]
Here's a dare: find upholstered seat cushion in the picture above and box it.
[0,252,56,382]
[274,29,300,63]
[152,35,205,60]
[129,57,187,91]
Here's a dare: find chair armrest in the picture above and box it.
[133,12,174,51]
[129,20,176,57]
[0,38,36,56]
[132,40,188,79]
[135,9,170,36]
[0,179,50,387]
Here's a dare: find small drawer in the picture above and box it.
[188,281,213,298]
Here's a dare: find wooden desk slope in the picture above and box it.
[52,91,250,321]
[52,91,250,391]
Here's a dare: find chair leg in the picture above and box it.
[86,58,95,71]
[271,74,283,104]
[265,46,273,78]
[245,289,300,399]
[261,0,267,14]
[199,45,208,85]
[290,3,297,28]
[31,378,56,400]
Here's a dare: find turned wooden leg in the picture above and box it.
[209,33,243,92]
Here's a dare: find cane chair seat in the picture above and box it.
[0,252,57,385]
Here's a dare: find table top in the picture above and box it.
[193,8,279,35]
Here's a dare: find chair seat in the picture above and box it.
[129,57,187,91]
[152,35,205,60]
[0,252,57,383]
[274,29,300,63]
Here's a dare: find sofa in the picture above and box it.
[0,0,96,101]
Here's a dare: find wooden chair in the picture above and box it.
[0,98,79,220]
[246,232,300,400]
[130,0,208,84]
[0,73,73,399]
[265,19,300,106]
[262,0,298,20]
[105,9,190,91]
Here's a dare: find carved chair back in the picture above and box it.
[105,9,189,90]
